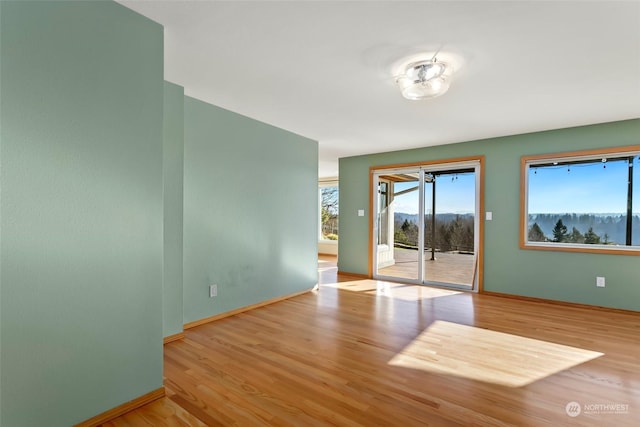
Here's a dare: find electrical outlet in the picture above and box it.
[596,277,605,288]
[209,284,218,297]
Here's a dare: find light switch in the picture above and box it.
[486,211,493,221]
[358,209,365,217]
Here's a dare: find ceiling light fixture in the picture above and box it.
[395,55,453,100]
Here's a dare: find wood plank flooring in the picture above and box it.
[104,256,640,426]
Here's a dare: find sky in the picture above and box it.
[392,172,476,214]
[528,156,640,214]
[387,156,640,215]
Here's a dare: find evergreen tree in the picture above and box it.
[552,219,568,242]
[584,227,601,244]
[528,222,546,242]
[423,216,433,249]
[400,219,418,246]
[448,215,464,251]
[464,223,474,252]
[568,227,584,244]
[437,222,451,252]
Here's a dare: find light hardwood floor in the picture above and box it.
[104,256,639,426]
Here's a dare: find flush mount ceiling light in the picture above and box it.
[395,56,454,100]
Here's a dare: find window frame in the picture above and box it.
[520,145,640,255]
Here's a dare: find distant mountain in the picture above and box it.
[394,212,640,245]
[395,212,474,225]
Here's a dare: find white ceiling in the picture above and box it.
[119,0,640,178]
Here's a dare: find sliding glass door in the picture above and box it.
[373,161,480,290]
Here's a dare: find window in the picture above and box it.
[521,146,640,254]
[319,182,338,241]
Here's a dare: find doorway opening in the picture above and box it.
[371,158,483,291]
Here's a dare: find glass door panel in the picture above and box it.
[423,169,477,289]
[375,171,421,282]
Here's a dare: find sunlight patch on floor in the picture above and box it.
[366,281,463,302]
[389,320,603,387]
[323,280,462,302]
[317,259,338,273]
[323,279,377,291]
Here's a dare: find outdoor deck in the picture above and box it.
[377,247,476,288]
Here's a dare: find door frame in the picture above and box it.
[368,155,485,292]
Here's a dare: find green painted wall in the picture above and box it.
[163,82,185,338]
[183,97,318,324]
[339,119,640,311]
[0,1,164,425]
